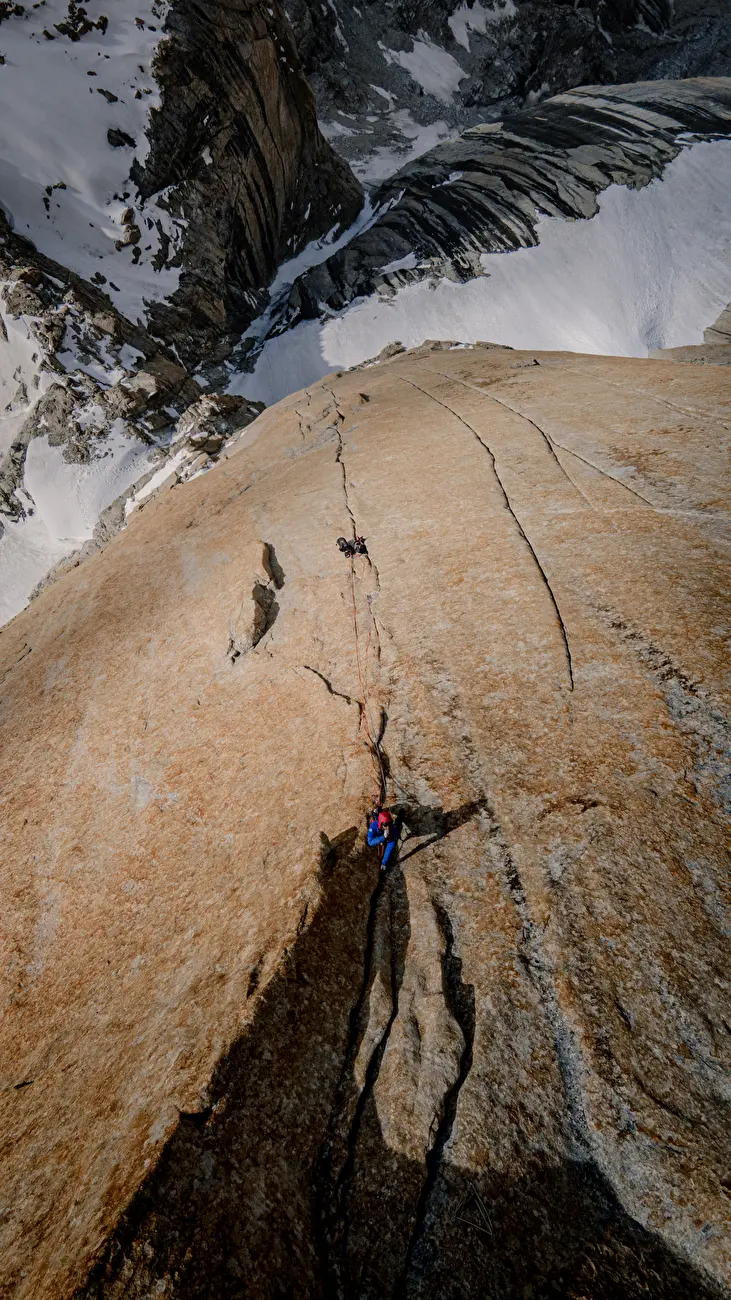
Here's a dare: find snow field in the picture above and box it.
[0,306,51,458]
[0,0,182,323]
[378,34,467,105]
[448,0,517,50]
[0,423,155,626]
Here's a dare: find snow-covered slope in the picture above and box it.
[0,0,361,626]
[0,0,363,354]
[224,79,731,404]
[0,0,182,324]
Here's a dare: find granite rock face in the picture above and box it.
[1,344,729,1298]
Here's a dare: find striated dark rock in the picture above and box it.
[134,0,363,365]
[281,78,731,327]
[287,0,731,178]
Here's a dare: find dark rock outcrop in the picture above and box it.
[0,209,197,532]
[279,78,731,327]
[287,0,731,177]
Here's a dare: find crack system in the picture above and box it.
[400,374,574,692]
[432,365,662,509]
[327,387,390,800]
[431,367,594,509]
[314,869,403,1298]
[563,365,731,428]
[395,899,476,1294]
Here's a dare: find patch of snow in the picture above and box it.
[118,342,145,370]
[0,422,155,625]
[379,34,467,104]
[379,252,419,275]
[319,119,357,141]
[231,140,731,406]
[326,0,349,50]
[354,111,459,185]
[56,317,128,385]
[525,82,552,108]
[127,443,188,507]
[235,195,380,349]
[448,0,516,50]
[0,1,182,324]
[370,84,397,105]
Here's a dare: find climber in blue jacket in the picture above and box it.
[367,807,401,870]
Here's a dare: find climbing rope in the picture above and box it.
[348,555,387,803]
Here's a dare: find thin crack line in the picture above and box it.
[334,428,358,535]
[314,871,396,1296]
[430,367,657,510]
[301,665,363,721]
[563,364,731,427]
[395,899,474,1293]
[400,375,574,692]
[430,367,594,508]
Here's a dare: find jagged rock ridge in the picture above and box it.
[280,78,731,327]
[1,344,729,1298]
[287,0,731,181]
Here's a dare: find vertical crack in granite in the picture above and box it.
[401,375,575,692]
[432,367,663,509]
[430,369,595,509]
[395,899,475,1295]
[315,869,409,1298]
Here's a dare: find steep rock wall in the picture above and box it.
[287,0,731,181]
[0,345,729,1298]
[137,0,363,362]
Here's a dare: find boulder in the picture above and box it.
[104,356,194,418]
[176,392,265,454]
[1,347,729,1300]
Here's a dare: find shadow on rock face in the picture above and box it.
[77,827,724,1300]
[396,799,488,862]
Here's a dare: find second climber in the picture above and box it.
[367,806,402,870]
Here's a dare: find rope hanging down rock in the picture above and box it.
[347,554,387,804]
